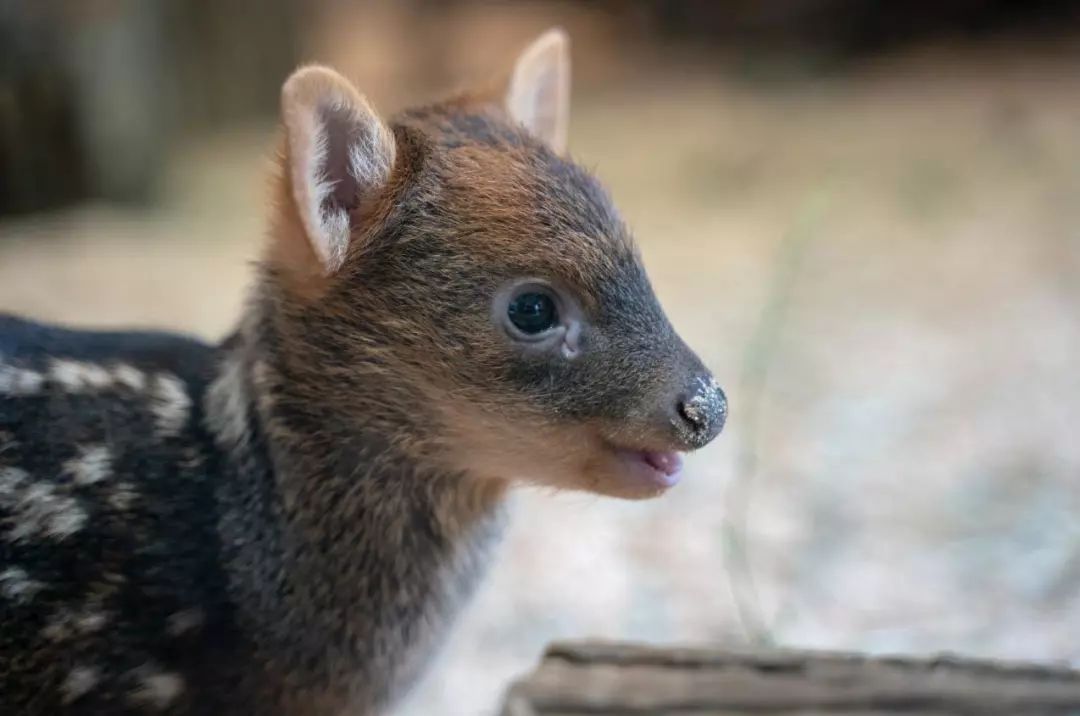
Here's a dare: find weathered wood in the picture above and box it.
[501,641,1080,715]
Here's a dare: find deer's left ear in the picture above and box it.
[505,28,571,154]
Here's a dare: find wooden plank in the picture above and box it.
[501,641,1080,715]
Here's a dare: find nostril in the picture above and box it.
[677,397,707,431]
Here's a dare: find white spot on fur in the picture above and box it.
[108,482,137,511]
[0,432,14,461]
[205,355,250,449]
[0,566,44,603]
[150,373,191,437]
[103,571,126,586]
[112,363,148,391]
[79,610,106,631]
[181,447,204,472]
[62,665,100,703]
[0,362,44,395]
[64,445,112,486]
[166,608,205,636]
[44,604,108,641]
[0,465,29,499]
[7,482,86,542]
[127,668,185,710]
[41,620,68,641]
[0,467,82,542]
[49,359,113,391]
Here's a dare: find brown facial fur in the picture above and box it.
[264,87,721,500]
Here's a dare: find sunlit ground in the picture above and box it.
[2,40,1079,715]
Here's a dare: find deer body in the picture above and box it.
[0,314,503,715]
[0,30,726,715]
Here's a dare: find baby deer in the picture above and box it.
[0,29,726,715]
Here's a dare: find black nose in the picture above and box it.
[675,376,727,449]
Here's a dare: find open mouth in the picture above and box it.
[612,447,685,490]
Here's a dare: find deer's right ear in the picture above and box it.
[506,28,571,154]
[279,66,396,275]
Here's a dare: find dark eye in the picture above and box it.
[507,291,558,334]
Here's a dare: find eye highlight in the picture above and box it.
[507,291,558,334]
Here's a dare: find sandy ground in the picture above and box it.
[2,44,1079,715]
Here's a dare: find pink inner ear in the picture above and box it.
[318,105,362,216]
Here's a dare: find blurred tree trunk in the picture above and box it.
[0,0,302,216]
[166,0,303,133]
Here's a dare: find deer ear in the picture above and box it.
[280,66,396,274]
[505,28,571,154]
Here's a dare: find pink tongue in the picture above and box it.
[642,450,683,477]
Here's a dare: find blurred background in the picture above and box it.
[3,1,1080,713]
